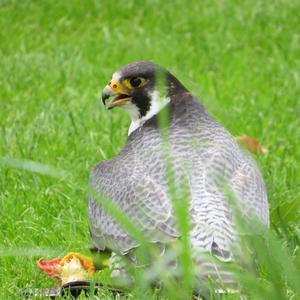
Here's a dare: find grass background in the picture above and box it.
[0,0,299,298]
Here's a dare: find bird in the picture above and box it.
[88,61,269,288]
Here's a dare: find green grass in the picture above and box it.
[1,0,300,299]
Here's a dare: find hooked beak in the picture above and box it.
[101,79,132,109]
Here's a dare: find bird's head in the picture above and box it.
[102,61,187,128]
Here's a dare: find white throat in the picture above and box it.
[123,90,170,136]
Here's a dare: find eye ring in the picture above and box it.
[130,77,142,88]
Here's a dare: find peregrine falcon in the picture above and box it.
[89,61,269,285]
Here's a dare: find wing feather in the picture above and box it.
[88,161,178,254]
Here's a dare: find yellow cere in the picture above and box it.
[109,79,126,94]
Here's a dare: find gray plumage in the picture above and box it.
[89,61,269,284]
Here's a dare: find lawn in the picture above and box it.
[0,0,299,299]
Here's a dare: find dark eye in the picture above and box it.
[130,77,142,88]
